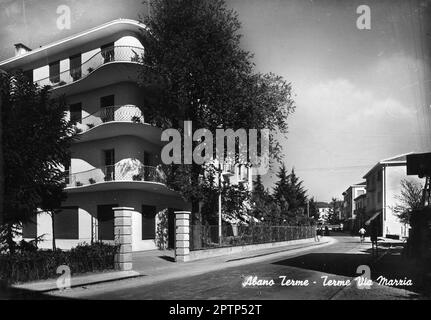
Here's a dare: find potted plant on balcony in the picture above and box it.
[76,181,83,187]
[87,67,94,73]
[131,116,142,123]
[132,174,143,181]
[87,123,95,129]
[89,178,96,184]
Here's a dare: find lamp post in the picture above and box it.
[0,70,5,226]
[218,163,222,245]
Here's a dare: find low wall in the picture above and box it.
[188,237,316,261]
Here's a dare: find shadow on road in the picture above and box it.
[272,242,430,297]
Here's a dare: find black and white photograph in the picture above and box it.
[0,0,430,308]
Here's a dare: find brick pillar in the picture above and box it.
[113,207,133,271]
[175,211,190,262]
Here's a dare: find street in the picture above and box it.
[42,234,425,300]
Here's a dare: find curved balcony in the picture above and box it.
[72,104,163,144]
[75,105,145,134]
[66,163,166,189]
[35,46,145,88]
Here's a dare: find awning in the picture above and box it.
[365,211,382,226]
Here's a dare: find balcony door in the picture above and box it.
[101,43,115,63]
[69,103,82,124]
[100,95,115,122]
[104,149,115,181]
[49,61,60,84]
[70,54,82,81]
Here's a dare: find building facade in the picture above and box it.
[342,183,366,231]
[362,153,423,239]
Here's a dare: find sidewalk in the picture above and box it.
[7,237,334,294]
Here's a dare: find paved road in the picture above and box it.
[46,235,422,300]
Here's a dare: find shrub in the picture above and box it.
[0,242,119,284]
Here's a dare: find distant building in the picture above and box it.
[316,202,331,223]
[353,193,367,232]
[342,182,366,231]
[362,152,423,239]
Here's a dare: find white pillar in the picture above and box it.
[113,207,133,271]
[175,211,190,262]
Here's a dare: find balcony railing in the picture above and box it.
[74,105,145,133]
[35,46,145,88]
[66,164,166,188]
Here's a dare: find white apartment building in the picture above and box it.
[362,153,423,239]
[0,19,254,251]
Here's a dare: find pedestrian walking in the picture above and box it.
[314,224,320,242]
[359,227,366,243]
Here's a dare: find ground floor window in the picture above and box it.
[97,204,118,241]
[55,207,79,239]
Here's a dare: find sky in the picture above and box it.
[0,0,430,202]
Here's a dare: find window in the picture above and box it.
[23,69,33,83]
[22,215,37,239]
[377,170,382,182]
[97,204,118,241]
[142,205,156,240]
[377,191,382,203]
[55,207,79,239]
[69,103,82,124]
[101,43,115,63]
[49,61,60,83]
[70,54,82,81]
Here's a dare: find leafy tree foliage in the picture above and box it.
[138,0,295,224]
[393,179,424,224]
[0,71,74,254]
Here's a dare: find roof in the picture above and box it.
[0,19,148,71]
[362,152,414,179]
[354,193,367,201]
[343,182,366,194]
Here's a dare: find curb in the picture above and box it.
[11,270,142,293]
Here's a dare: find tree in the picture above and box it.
[273,164,290,212]
[0,70,74,253]
[393,179,423,224]
[273,165,307,218]
[308,197,319,221]
[250,175,274,221]
[328,197,343,224]
[139,0,295,225]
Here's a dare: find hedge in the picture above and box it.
[0,242,119,284]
